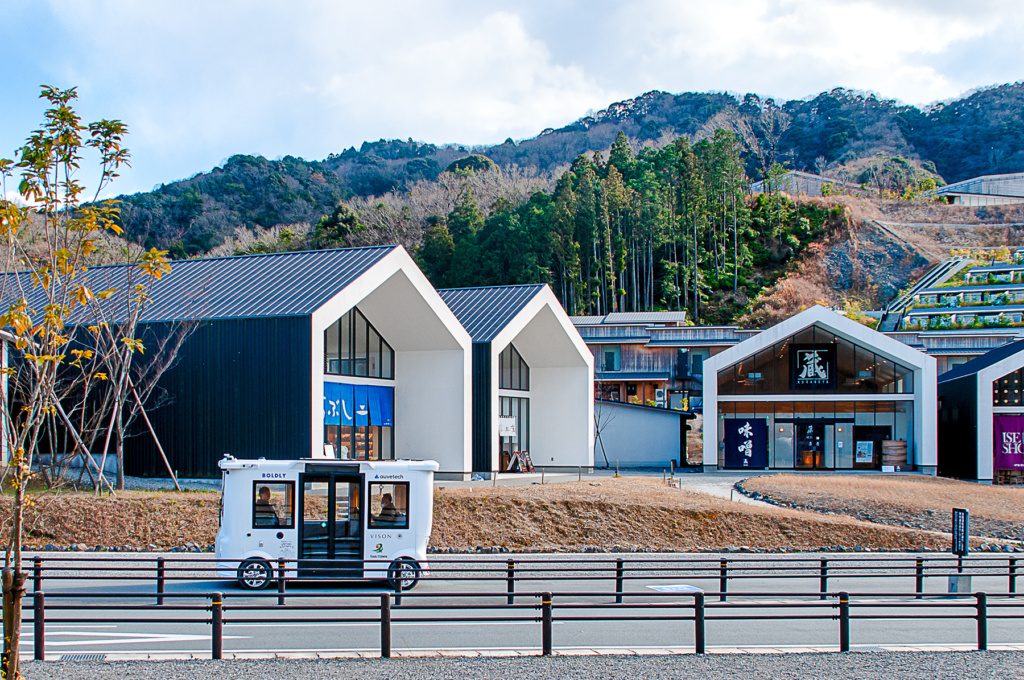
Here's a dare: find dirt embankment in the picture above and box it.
[741,474,1024,543]
[1,477,974,553]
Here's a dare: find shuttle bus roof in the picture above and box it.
[217,456,440,473]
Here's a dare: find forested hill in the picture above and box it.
[118,83,1024,254]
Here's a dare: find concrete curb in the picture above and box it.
[38,643,1024,662]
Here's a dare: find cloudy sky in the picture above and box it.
[2,0,1021,195]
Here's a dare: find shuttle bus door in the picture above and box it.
[298,472,364,578]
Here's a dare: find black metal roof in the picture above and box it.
[438,284,546,343]
[938,339,1024,383]
[1,246,397,324]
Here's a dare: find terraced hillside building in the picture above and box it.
[929,172,1024,206]
[902,257,1024,332]
[440,285,594,475]
[703,306,937,473]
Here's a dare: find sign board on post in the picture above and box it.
[952,507,969,557]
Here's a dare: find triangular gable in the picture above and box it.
[706,305,932,375]
[939,339,1024,383]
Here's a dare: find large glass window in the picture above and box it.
[323,383,395,461]
[499,395,530,469]
[324,307,395,380]
[252,482,295,529]
[719,400,913,471]
[499,344,530,391]
[717,326,914,396]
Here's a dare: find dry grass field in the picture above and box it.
[0,477,972,552]
[742,474,1024,541]
[431,477,960,552]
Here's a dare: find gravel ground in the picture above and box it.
[122,476,221,492]
[21,652,1024,680]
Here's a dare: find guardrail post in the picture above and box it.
[819,558,828,600]
[541,592,553,656]
[380,593,392,659]
[838,591,850,653]
[33,591,44,661]
[1010,557,1017,598]
[277,559,287,606]
[976,592,988,651]
[156,557,165,606]
[211,592,223,660]
[507,559,515,605]
[915,557,924,599]
[694,591,706,655]
[33,556,42,594]
[615,558,624,604]
[394,572,403,607]
[719,559,728,602]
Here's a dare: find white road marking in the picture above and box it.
[228,621,563,628]
[647,584,705,593]
[21,631,247,647]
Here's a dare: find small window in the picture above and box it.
[252,481,295,529]
[368,482,409,529]
[601,345,621,372]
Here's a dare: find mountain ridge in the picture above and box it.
[118,83,1024,254]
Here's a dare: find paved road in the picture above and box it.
[14,552,1024,658]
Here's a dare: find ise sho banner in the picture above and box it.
[723,417,768,469]
[994,414,1024,471]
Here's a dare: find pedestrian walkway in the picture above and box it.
[43,642,1024,661]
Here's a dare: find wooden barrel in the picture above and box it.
[881,440,907,466]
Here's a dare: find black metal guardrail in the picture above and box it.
[25,553,1022,600]
[14,552,1024,660]
[21,588,1021,661]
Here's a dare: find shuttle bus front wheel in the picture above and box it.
[387,558,421,591]
[237,558,273,590]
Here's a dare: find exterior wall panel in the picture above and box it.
[471,343,492,472]
[937,375,978,478]
[124,317,312,478]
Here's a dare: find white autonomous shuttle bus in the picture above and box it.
[215,455,438,590]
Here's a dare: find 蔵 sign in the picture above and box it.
[790,344,836,390]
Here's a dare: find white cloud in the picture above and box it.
[321,11,620,141]
[615,0,1007,104]
[1,0,1019,194]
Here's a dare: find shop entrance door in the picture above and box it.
[795,421,827,469]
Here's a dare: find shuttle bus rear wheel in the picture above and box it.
[238,558,273,590]
[387,558,421,591]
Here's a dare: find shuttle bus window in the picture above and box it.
[368,482,409,529]
[252,481,295,529]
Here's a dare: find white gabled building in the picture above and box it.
[440,285,594,475]
[938,339,1024,483]
[702,306,937,473]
